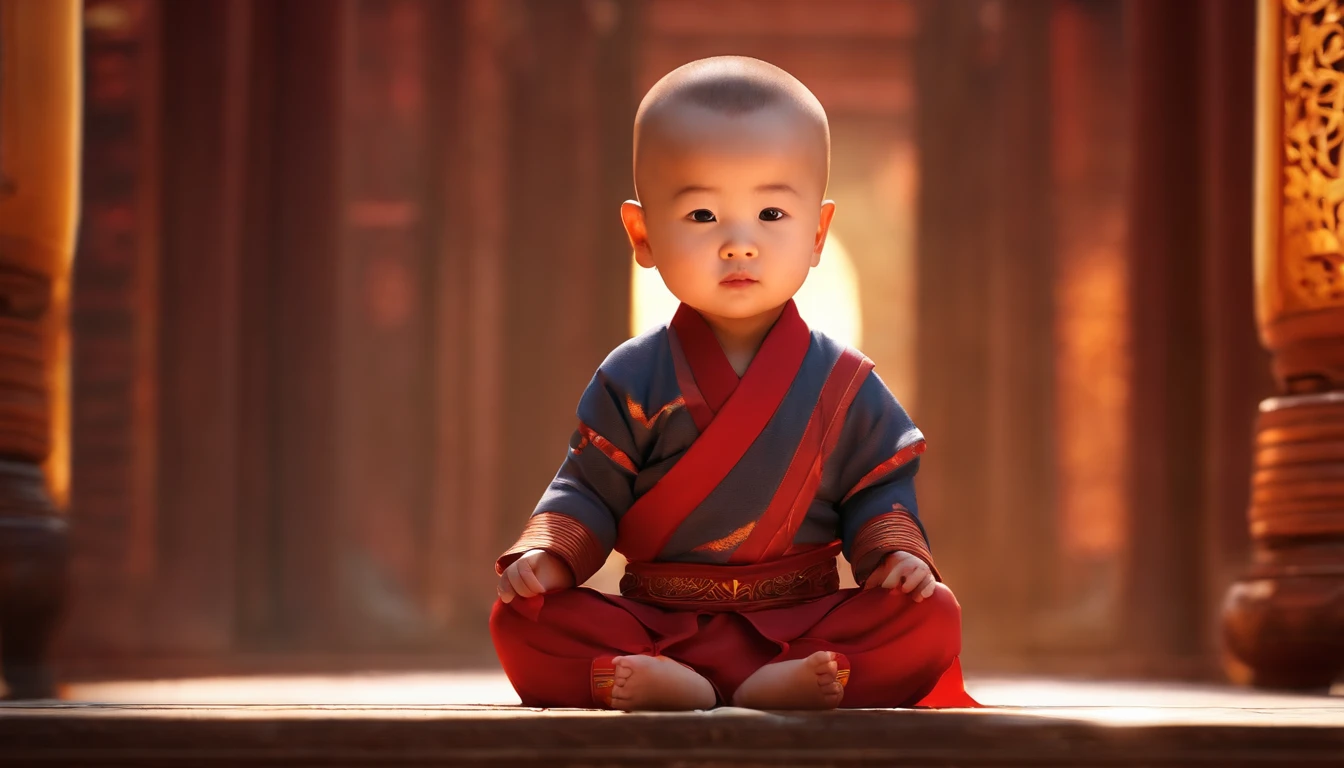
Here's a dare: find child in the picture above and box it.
[490,56,975,711]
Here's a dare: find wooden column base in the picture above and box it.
[0,461,68,700]
[1264,317,1344,395]
[1222,393,1344,690]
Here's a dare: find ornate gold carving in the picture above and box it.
[1281,0,1344,308]
[1227,0,1344,691]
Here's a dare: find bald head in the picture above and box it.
[633,57,831,198]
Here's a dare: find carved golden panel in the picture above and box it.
[1281,0,1344,308]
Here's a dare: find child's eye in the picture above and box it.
[759,208,786,221]
[689,209,717,223]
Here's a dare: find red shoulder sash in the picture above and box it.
[730,346,873,563]
[615,301,810,563]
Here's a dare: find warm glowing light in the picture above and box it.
[629,236,864,346]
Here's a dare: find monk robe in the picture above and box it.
[491,300,978,708]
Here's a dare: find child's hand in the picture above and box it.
[497,549,574,603]
[865,550,936,601]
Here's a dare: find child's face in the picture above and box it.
[624,104,835,323]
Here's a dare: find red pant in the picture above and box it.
[490,582,972,708]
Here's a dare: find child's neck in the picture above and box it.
[698,303,788,377]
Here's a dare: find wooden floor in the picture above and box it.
[1,672,1341,766]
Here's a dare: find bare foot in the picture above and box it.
[730,651,845,710]
[610,655,716,711]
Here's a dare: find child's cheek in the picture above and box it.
[669,232,708,265]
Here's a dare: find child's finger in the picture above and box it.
[881,559,913,589]
[505,564,537,598]
[900,564,928,593]
[864,559,892,590]
[913,574,936,601]
[879,566,901,590]
[865,555,897,589]
[497,573,517,603]
[881,558,919,590]
[891,558,921,590]
[516,558,548,596]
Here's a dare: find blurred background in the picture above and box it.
[54,0,1271,685]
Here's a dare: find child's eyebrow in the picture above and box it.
[673,185,717,199]
[672,183,799,199]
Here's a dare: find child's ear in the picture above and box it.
[812,200,836,266]
[621,201,655,268]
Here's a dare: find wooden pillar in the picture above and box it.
[64,0,350,667]
[491,0,636,610]
[153,0,251,654]
[257,0,346,650]
[914,0,1056,664]
[0,0,79,699]
[1196,0,1263,667]
[66,0,163,663]
[427,0,638,630]
[980,0,1057,658]
[1125,0,1264,678]
[335,0,438,648]
[1124,0,1213,667]
[1222,0,1344,689]
[1048,0,1131,652]
[428,0,508,631]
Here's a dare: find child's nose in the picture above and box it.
[719,237,758,260]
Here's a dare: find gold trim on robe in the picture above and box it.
[691,521,756,554]
[573,422,638,474]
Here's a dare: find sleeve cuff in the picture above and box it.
[495,511,610,586]
[850,507,940,585]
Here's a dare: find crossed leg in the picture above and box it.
[490,583,966,711]
[757,583,963,708]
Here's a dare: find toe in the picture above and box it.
[805,651,834,671]
[812,654,839,682]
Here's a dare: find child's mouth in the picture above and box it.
[720,273,758,287]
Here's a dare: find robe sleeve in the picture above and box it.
[831,372,939,586]
[495,367,639,585]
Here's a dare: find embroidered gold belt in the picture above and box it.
[619,540,842,612]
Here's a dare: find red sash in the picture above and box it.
[615,301,810,562]
[615,300,873,564]
[731,347,872,562]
